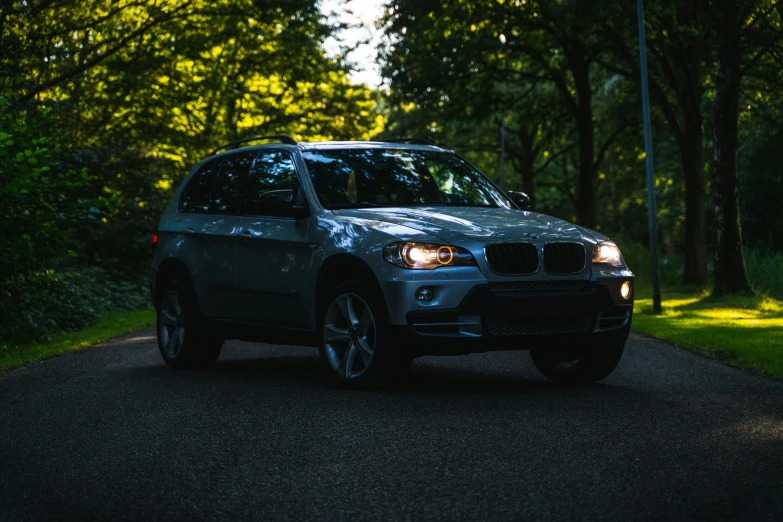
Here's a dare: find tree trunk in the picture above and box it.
[676,0,709,285]
[680,122,708,285]
[573,60,595,228]
[712,0,752,295]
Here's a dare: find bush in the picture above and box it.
[0,268,148,353]
[0,99,151,352]
[745,248,783,299]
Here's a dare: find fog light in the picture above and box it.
[416,288,434,303]
[620,281,632,300]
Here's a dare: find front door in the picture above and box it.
[234,150,313,329]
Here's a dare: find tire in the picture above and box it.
[318,280,408,389]
[529,339,625,385]
[156,278,223,370]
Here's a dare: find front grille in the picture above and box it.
[487,315,591,336]
[490,281,589,292]
[484,243,539,275]
[544,243,586,274]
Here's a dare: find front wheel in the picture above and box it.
[530,340,625,385]
[319,280,408,389]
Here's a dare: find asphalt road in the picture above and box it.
[1,331,782,521]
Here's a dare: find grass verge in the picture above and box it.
[633,291,783,380]
[0,309,155,372]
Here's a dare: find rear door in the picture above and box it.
[197,150,258,319]
[234,150,312,329]
[171,158,231,318]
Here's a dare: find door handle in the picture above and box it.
[184,227,195,234]
[239,229,253,241]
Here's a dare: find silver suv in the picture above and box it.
[152,136,634,388]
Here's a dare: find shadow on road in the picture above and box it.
[119,351,629,397]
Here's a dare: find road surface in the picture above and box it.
[1,331,781,521]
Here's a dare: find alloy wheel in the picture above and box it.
[323,293,376,379]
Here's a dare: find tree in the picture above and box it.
[0,0,386,347]
[597,0,711,285]
[381,0,628,227]
[709,0,781,295]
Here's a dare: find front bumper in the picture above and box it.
[389,279,634,355]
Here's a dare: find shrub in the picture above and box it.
[745,248,783,299]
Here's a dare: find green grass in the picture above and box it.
[633,291,783,380]
[0,309,155,372]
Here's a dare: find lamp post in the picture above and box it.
[637,0,662,314]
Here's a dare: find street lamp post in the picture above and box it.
[637,0,662,314]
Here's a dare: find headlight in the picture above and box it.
[383,242,477,269]
[592,243,625,266]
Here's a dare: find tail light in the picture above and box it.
[152,233,158,246]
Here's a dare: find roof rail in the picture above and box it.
[209,134,297,156]
[379,138,439,147]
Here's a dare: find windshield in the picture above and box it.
[302,148,512,210]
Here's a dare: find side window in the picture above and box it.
[178,159,221,213]
[210,151,257,215]
[247,151,300,216]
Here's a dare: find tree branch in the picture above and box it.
[593,122,630,172]
[741,26,783,74]
[533,144,575,175]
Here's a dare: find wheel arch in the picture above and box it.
[314,254,387,320]
[153,258,194,308]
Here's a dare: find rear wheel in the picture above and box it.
[157,278,222,370]
[530,340,625,385]
[319,280,409,389]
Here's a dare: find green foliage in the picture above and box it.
[0,267,149,353]
[0,98,87,278]
[0,1,385,350]
[745,249,783,300]
[381,0,783,290]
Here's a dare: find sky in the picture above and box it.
[321,0,386,88]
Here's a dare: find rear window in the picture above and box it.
[178,159,221,213]
[210,151,257,215]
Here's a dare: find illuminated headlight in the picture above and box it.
[383,242,477,269]
[592,243,625,266]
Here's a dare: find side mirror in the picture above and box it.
[257,189,308,219]
[507,191,531,210]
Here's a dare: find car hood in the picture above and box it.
[333,207,599,245]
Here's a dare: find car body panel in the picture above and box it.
[156,211,242,319]
[332,207,595,244]
[234,215,312,328]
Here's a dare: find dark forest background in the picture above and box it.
[2,0,782,350]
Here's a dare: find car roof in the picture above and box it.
[297,141,448,152]
[207,140,450,161]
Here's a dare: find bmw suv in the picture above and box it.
[151,135,634,388]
